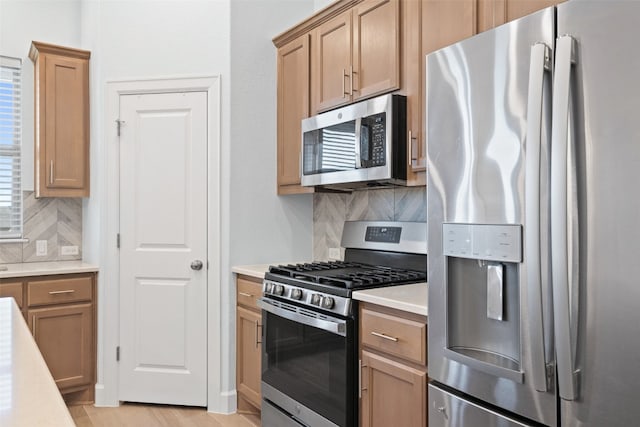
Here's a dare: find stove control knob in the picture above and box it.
[264,283,273,294]
[291,289,303,300]
[274,285,285,296]
[321,296,335,309]
[311,294,322,305]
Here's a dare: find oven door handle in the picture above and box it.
[257,298,347,337]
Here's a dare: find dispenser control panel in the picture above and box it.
[442,223,522,263]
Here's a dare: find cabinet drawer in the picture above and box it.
[28,275,93,307]
[361,306,426,365]
[0,281,24,308]
[237,276,262,310]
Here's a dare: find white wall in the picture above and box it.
[228,0,314,401]
[80,0,234,410]
[0,0,82,191]
[2,0,315,413]
[314,0,333,12]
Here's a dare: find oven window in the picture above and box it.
[262,310,355,427]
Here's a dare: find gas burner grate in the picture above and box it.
[268,261,426,290]
[269,261,363,276]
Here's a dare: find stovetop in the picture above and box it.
[268,261,426,289]
[261,221,427,317]
[263,259,426,317]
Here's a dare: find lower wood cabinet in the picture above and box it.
[0,280,24,309]
[3,272,97,404]
[236,274,263,414]
[237,306,262,409]
[361,350,427,427]
[359,302,428,427]
[28,303,94,391]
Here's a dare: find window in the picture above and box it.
[0,56,22,239]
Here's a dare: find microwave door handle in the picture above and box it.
[354,118,362,169]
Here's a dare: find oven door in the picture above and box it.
[258,298,356,427]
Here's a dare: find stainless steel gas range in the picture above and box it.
[258,221,427,427]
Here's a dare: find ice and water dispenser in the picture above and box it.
[442,223,524,382]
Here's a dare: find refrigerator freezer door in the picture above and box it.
[556,1,640,425]
[427,6,556,426]
[429,384,537,427]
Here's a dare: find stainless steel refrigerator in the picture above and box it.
[426,1,640,426]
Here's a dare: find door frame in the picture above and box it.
[100,76,221,410]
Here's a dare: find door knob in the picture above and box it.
[191,260,204,271]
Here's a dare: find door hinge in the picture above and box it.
[116,119,125,137]
[117,233,120,249]
[116,346,120,362]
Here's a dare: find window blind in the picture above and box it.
[0,56,22,239]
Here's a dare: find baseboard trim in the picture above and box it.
[208,389,237,414]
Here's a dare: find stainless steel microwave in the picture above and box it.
[301,94,407,189]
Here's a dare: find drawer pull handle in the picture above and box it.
[48,290,76,295]
[371,331,398,342]
[239,292,254,298]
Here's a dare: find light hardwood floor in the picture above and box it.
[68,403,261,427]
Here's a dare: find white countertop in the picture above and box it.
[232,262,309,280]
[0,297,75,427]
[352,282,428,316]
[0,260,99,279]
[231,264,271,279]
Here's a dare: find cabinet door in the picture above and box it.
[237,306,262,409]
[29,303,93,391]
[402,0,425,185]
[313,11,352,112]
[43,54,89,196]
[277,34,314,195]
[0,281,23,309]
[352,0,400,101]
[361,350,427,427]
[477,0,562,32]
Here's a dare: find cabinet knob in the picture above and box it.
[190,260,204,271]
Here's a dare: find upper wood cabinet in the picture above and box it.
[400,0,476,186]
[477,0,563,32]
[313,11,353,112]
[29,41,91,198]
[275,0,555,193]
[277,35,314,195]
[312,0,400,113]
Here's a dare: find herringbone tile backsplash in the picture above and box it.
[0,192,83,264]
[313,187,426,260]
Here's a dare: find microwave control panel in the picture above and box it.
[361,113,386,167]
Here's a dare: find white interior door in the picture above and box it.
[119,91,208,406]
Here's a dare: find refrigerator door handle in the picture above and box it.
[550,35,579,402]
[525,42,551,393]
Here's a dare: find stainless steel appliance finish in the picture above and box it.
[301,93,407,189]
[429,385,535,427]
[553,2,640,425]
[262,383,339,427]
[341,220,426,254]
[257,297,348,336]
[261,221,427,427]
[427,2,640,426]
